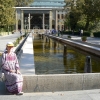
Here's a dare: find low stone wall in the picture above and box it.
[46,35,100,57]
[1,72,98,94]
[1,73,100,94]
[22,73,100,92]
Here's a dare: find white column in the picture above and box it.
[60,14,61,31]
[28,13,30,31]
[49,11,52,30]
[43,13,45,29]
[16,10,18,32]
[55,10,58,30]
[21,10,24,31]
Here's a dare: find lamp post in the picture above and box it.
[30,16,33,30]
[28,16,33,32]
[24,18,27,37]
[0,22,1,35]
[27,17,30,34]
[8,26,9,35]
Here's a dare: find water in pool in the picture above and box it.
[33,36,100,74]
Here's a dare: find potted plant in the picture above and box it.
[67,35,71,39]
[81,36,87,41]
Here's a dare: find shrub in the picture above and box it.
[93,32,100,37]
[62,31,72,35]
[83,31,91,36]
[81,36,87,41]
[67,35,71,39]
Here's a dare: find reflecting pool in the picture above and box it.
[33,36,100,74]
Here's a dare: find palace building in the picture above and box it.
[15,0,67,31]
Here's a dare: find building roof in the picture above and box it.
[30,0,66,7]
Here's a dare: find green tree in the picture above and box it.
[0,0,16,33]
[15,0,33,7]
[65,0,100,31]
[0,0,33,33]
[65,0,83,30]
[69,8,82,30]
[82,0,100,30]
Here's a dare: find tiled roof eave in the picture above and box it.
[14,7,64,10]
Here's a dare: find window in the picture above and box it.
[58,14,60,19]
[61,14,64,19]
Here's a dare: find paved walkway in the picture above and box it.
[0,32,21,52]
[62,35,100,46]
[0,89,100,100]
[0,33,100,99]
[19,33,35,75]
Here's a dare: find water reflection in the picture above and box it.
[33,35,100,74]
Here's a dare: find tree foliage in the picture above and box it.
[65,0,100,31]
[15,0,33,7]
[0,0,34,31]
[82,0,100,30]
[0,0,16,26]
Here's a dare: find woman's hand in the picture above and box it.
[10,70,16,73]
[16,70,21,74]
[10,70,21,74]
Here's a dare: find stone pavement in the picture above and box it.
[19,33,35,75]
[0,89,100,100]
[62,35,100,46]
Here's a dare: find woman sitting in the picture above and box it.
[1,42,23,95]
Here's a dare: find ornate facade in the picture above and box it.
[15,0,67,31]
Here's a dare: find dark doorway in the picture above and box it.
[31,14,42,29]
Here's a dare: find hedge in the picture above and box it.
[93,32,100,37]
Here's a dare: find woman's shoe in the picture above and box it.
[16,92,23,95]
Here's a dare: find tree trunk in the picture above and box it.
[85,18,90,30]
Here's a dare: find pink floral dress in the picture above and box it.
[1,51,23,94]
